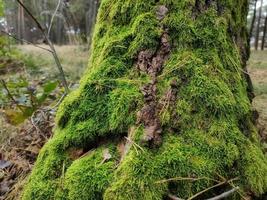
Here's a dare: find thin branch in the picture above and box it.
[50,93,66,110]
[40,11,66,22]
[124,136,145,153]
[228,181,247,200]
[16,0,69,93]
[155,177,220,184]
[48,0,62,37]
[168,194,184,200]
[0,30,52,53]
[206,187,239,200]
[187,178,239,200]
[16,0,45,32]
[0,79,24,112]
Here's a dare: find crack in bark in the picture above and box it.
[193,0,223,19]
[136,5,171,146]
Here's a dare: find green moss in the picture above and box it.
[240,144,267,195]
[22,0,267,199]
[128,12,161,56]
[59,146,118,200]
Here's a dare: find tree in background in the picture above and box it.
[255,0,264,50]
[261,8,267,49]
[22,0,267,199]
[248,0,267,50]
[2,0,99,44]
[249,0,258,38]
[69,0,99,43]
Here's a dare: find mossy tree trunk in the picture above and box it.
[22,0,267,199]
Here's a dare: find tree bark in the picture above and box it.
[255,0,263,50]
[261,14,267,50]
[22,1,267,200]
[17,0,25,44]
[249,0,258,38]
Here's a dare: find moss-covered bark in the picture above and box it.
[22,0,267,199]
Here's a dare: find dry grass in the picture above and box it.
[16,45,89,81]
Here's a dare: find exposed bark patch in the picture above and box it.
[136,6,171,146]
[156,5,168,21]
[193,0,223,18]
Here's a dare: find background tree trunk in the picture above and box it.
[17,0,25,44]
[255,0,264,50]
[249,0,258,38]
[85,0,99,40]
[261,14,267,50]
[22,0,267,200]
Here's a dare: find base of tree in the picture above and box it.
[22,0,267,199]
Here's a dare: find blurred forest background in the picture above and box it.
[0,0,267,199]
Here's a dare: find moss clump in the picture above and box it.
[59,146,118,200]
[22,0,267,199]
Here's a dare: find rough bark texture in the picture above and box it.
[22,0,267,199]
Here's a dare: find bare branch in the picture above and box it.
[156,176,220,184]
[16,0,70,93]
[167,194,184,200]
[16,0,45,32]
[0,79,24,112]
[40,11,66,22]
[0,30,52,53]
[206,187,239,200]
[188,177,239,200]
[48,0,62,37]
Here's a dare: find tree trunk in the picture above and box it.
[261,14,267,50]
[255,0,263,50]
[85,0,99,40]
[22,1,267,200]
[17,0,25,44]
[249,0,258,38]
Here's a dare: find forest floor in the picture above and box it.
[0,45,88,200]
[0,47,266,199]
[248,50,267,145]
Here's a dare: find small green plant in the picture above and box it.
[1,76,60,125]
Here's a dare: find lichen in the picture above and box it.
[22,0,267,199]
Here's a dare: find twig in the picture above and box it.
[0,30,52,52]
[228,181,248,200]
[16,0,44,32]
[51,93,66,109]
[30,112,48,141]
[168,194,185,200]
[239,68,250,76]
[205,187,239,200]
[125,136,144,153]
[156,177,220,184]
[188,178,239,200]
[16,0,69,93]
[0,79,24,112]
[48,0,62,37]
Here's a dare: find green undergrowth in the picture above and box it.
[22,0,267,199]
